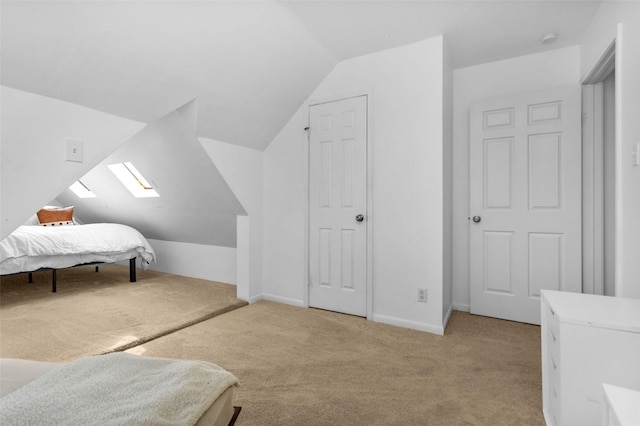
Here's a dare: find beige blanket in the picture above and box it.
[0,352,238,426]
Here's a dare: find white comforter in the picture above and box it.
[0,352,238,426]
[0,224,155,275]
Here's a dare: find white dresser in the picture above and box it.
[602,384,640,426]
[541,290,640,426]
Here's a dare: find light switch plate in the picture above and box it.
[65,139,84,163]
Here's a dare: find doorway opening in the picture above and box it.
[581,40,616,296]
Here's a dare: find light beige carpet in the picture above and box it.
[0,264,247,362]
[126,301,545,426]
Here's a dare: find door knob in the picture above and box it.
[472,216,481,223]
[355,214,364,222]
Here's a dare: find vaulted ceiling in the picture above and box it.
[1,1,602,151]
[56,101,246,247]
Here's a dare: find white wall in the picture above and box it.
[263,37,448,333]
[146,239,237,284]
[0,87,258,288]
[148,137,264,290]
[200,138,264,301]
[262,107,309,307]
[581,1,640,298]
[0,86,145,238]
[452,46,582,311]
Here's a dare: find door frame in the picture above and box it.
[468,87,583,324]
[581,39,615,296]
[303,90,374,320]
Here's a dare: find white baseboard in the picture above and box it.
[372,314,444,336]
[246,296,455,336]
[453,303,470,312]
[246,294,263,304]
[260,293,305,307]
[442,304,453,332]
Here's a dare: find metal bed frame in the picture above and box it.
[25,258,137,293]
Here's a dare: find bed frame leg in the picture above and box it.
[129,258,136,282]
[95,266,99,273]
[28,272,33,283]
[52,269,57,293]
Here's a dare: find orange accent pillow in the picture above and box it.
[36,206,75,226]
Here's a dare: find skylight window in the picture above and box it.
[69,180,96,198]
[108,162,159,198]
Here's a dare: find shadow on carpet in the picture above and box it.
[0,265,247,362]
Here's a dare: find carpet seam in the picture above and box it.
[99,300,249,355]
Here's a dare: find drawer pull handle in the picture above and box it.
[549,307,555,316]
[550,330,557,342]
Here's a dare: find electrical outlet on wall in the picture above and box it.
[417,288,428,303]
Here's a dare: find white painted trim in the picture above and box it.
[372,314,444,336]
[613,24,623,296]
[593,83,605,297]
[442,303,454,332]
[452,303,470,312]
[304,89,374,320]
[582,39,615,85]
[582,84,593,294]
[366,90,374,322]
[581,83,605,295]
[306,90,374,109]
[246,294,263,304]
[261,293,306,307]
[582,32,617,296]
[302,104,311,309]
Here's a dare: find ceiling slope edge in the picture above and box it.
[57,100,246,248]
[0,86,146,239]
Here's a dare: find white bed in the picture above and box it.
[0,223,156,292]
[0,353,239,426]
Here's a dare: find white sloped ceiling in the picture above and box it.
[1,1,602,243]
[0,1,601,150]
[57,100,246,247]
[0,1,336,150]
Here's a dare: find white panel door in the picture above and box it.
[470,87,582,325]
[309,96,367,317]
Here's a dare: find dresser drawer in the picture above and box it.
[540,290,640,426]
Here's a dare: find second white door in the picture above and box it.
[308,96,367,317]
[469,87,582,325]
